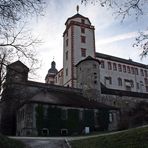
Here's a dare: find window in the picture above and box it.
[101,60,105,68]
[123,65,126,73]
[144,70,148,77]
[66,39,68,46]
[81,48,86,57]
[79,110,83,120]
[61,109,68,120]
[66,51,68,60]
[81,36,86,43]
[131,67,134,74]
[140,69,144,76]
[109,113,113,123]
[81,28,85,33]
[66,31,68,37]
[93,64,97,69]
[81,19,85,24]
[118,78,122,86]
[131,80,134,87]
[127,66,131,73]
[94,80,97,84]
[108,62,112,70]
[135,68,139,75]
[118,64,122,72]
[66,68,68,76]
[136,82,139,89]
[113,63,117,71]
[105,76,112,85]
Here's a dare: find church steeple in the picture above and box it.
[45,60,58,84]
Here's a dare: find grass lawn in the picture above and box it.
[0,134,26,148]
[70,126,148,148]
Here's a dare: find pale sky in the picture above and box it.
[29,0,148,82]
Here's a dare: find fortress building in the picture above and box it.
[0,9,148,136]
[46,11,148,94]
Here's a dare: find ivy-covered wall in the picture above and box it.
[35,104,109,136]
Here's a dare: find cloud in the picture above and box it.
[97,32,138,45]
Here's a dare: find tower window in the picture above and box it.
[66,51,68,60]
[81,48,86,57]
[81,36,86,43]
[66,31,68,37]
[81,19,85,24]
[81,28,85,33]
[94,80,97,84]
[66,68,68,76]
[93,64,97,69]
[66,39,68,46]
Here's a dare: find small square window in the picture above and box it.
[81,48,86,57]
[66,68,68,76]
[108,62,112,70]
[113,63,117,71]
[140,69,144,76]
[118,64,122,72]
[127,66,131,73]
[131,67,135,74]
[135,68,139,75]
[81,36,86,43]
[66,39,68,46]
[66,51,68,60]
[81,19,85,24]
[81,28,85,33]
[123,65,126,73]
[101,60,105,68]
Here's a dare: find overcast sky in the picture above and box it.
[29,0,148,82]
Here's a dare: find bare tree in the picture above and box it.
[0,0,45,96]
[81,0,148,58]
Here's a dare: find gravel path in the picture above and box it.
[21,139,69,148]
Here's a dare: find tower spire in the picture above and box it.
[76,5,79,14]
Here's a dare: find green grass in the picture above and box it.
[0,134,26,148]
[70,126,148,148]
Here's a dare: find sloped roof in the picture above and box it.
[76,56,100,66]
[65,13,91,25]
[96,52,148,68]
[7,60,29,73]
[29,89,117,110]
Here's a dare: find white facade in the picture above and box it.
[96,53,148,93]
[63,13,95,87]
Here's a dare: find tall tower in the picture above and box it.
[63,8,96,87]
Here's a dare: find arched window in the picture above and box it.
[118,78,122,86]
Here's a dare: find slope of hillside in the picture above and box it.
[0,134,25,148]
[70,126,148,148]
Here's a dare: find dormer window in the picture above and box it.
[81,19,85,24]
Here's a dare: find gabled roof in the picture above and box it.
[28,89,117,110]
[65,13,91,25]
[96,52,148,69]
[7,60,29,72]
